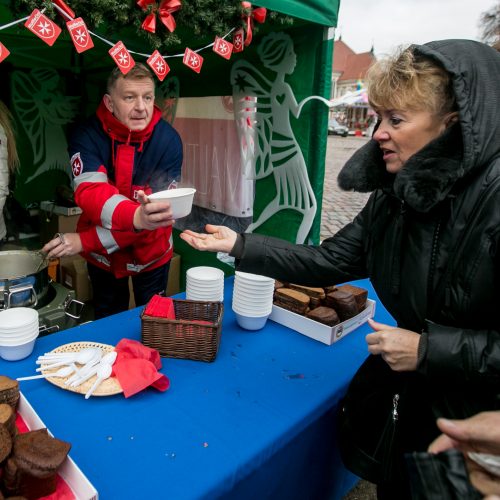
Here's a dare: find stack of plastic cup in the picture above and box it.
[186,266,224,302]
[232,271,274,330]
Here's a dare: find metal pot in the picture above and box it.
[0,250,49,309]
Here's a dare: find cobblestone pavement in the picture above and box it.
[320,136,378,500]
[320,136,370,241]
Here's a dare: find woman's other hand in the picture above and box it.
[365,318,420,371]
[429,412,500,497]
[42,232,82,258]
[180,224,237,254]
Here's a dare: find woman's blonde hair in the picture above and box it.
[367,46,456,117]
[0,100,19,173]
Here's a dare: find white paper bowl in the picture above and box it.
[0,307,39,328]
[187,266,224,280]
[234,311,270,331]
[149,188,196,219]
[0,336,37,361]
[235,271,274,283]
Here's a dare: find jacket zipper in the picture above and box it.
[390,201,406,295]
[427,218,442,306]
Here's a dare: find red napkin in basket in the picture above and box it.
[112,339,170,398]
[144,294,176,318]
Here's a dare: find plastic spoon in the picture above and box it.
[68,351,117,388]
[36,348,102,372]
[85,363,112,399]
[17,365,75,381]
[36,347,101,366]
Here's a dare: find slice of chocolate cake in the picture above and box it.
[325,290,359,321]
[336,284,368,312]
[13,428,71,475]
[0,403,17,438]
[0,422,13,463]
[288,284,326,300]
[4,428,71,498]
[306,306,340,326]
[274,288,310,315]
[0,376,20,410]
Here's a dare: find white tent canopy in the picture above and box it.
[331,88,368,108]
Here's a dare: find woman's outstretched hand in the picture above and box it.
[180,224,238,254]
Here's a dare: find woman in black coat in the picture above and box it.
[181,39,500,498]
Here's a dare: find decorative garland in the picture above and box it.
[11,0,293,50]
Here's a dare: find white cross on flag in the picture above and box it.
[183,48,203,74]
[213,36,233,60]
[24,9,62,47]
[232,28,244,53]
[67,17,94,54]
[147,50,170,81]
[0,41,10,64]
[109,41,135,75]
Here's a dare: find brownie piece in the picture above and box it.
[0,422,13,463]
[274,288,310,314]
[325,290,359,321]
[337,284,368,312]
[289,284,326,300]
[306,306,340,326]
[0,376,20,410]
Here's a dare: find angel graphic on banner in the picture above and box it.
[231,31,331,244]
[12,68,79,185]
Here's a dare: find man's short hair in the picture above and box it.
[106,63,155,94]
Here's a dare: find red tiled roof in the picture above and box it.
[333,40,376,82]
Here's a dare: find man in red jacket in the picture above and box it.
[42,63,183,318]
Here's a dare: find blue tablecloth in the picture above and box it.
[1,278,393,499]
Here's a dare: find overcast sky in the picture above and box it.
[336,0,497,57]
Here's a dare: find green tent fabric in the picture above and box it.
[0,1,339,278]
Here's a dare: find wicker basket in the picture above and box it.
[141,299,224,362]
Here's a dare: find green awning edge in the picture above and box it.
[252,0,340,27]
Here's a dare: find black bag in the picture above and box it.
[337,354,407,484]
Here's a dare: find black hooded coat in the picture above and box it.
[233,39,500,472]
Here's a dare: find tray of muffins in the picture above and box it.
[269,282,375,345]
[0,375,98,499]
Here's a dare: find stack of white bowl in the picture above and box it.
[232,271,274,330]
[0,307,39,361]
[186,266,224,302]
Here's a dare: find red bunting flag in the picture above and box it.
[24,9,62,47]
[67,18,94,53]
[0,41,10,64]
[183,48,203,74]
[232,28,244,53]
[108,41,136,75]
[213,36,233,60]
[147,50,170,81]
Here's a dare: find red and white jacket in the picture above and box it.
[69,100,183,278]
